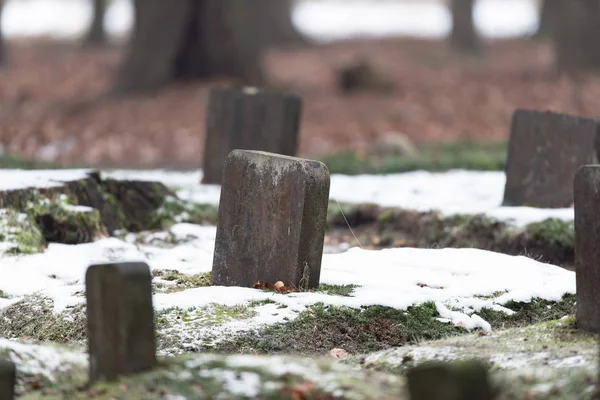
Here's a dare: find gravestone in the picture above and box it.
[0,360,15,400]
[211,150,330,290]
[407,360,492,400]
[503,109,600,208]
[202,86,302,184]
[86,262,156,382]
[574,166,600,332]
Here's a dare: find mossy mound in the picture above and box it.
[0,209,45,255]
[0,170,212,252]
[327,202,575,268]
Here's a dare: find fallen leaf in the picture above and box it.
[329,348,349,359]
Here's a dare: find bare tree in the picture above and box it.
[450,0,483,53]
[252,0,307,48]
[555,0,600,71]
[113,0,265,95]
[83,0,107,46]
[0,0,5,66]
[536,0,560,39]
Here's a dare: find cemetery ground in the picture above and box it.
[0,37,596,398]
[0,165,589,399]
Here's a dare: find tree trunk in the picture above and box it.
[536,0,560,39]
[450,0,482,53]
[252,0,307,48]
[0,0,5,67]
[112,0,265,95]
[83,0,106,46]
[555,0,600,71]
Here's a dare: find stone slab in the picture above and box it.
[574,166,600,333]
[503,109,600,208]
[211,150,330,290]
[202,86,302,184]
[0,360,15,400]
[86,262,156,382]
[406,360,492,400]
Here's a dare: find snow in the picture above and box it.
[0,221,576,338]
[100,168,574,227]
[0,338,87,381]
[0,169,90,191]
[3,0,538,41]
[0,167,578,350]
[1,168,572,227]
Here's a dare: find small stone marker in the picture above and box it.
[406,360,492,400]
[574,166,600,333]
[202,86,302,184]
[86,262,156,382]
[211,150,330,290]
[503,108,600,208]
[0,360,15,400]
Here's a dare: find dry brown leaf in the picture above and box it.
[329,348,349,359]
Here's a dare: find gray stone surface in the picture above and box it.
[406,360,492,400]
[202,86,302,184]
[574,166,600,333]
[0,360,15,400]
[212,150,330,290]
[86,262,156,382]
[503,109,600,208]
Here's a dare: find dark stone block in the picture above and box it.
[211,150,330,289]
[0,360,15,400]
[86,262,156,382]
[503,109,600,208]
[202,86,302,184]
[406,360,492,400]
[574,166,600,332]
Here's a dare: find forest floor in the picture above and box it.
[0,36,599,169]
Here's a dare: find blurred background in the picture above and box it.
[0,0,594,172]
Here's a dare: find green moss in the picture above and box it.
[0,296,87,343]
[525,219,574,248]
[25,194,107,244]
[153,270,211,293]
[321,140,507,175]
[313,284,359,297]
[0,209,45,255]
[476,293,576,329]
[214,302,462,356]
[150,197,219,230]
[215,294,578,357]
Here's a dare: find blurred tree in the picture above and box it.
[555,1,600,71]
[450,0,483,53]
[536,0,560,38]
[113,0,265,95]
[252,0,307,48]
[83,0,106,46]
[0,0,5,66]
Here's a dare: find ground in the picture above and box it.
[2,37,600,168]
[0,169,591,398]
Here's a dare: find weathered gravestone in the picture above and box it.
[406,360,492,400]
[0,360,15,400]
[503,109,600,208]
[202,86,302,184]
[574,166,600,333]
[211,150,330,290]
[86,262,156,382]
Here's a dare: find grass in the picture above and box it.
[320,140,508,175]
[214,294,577,357]
[0,153,80,170]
